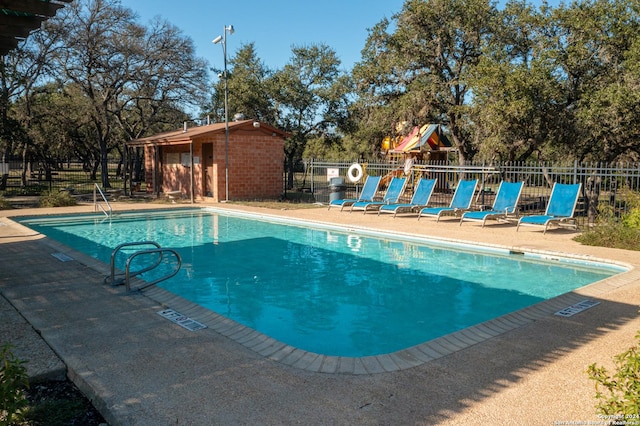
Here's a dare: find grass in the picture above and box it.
[574,223,640,251]
[574,193,640,251]
[0,195,12,210]
[38,191,77,208]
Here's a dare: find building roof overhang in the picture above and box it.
[0,0,72,56]
[126,120,290,147]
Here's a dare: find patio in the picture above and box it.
[1,202,639,425]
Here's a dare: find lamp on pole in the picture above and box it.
[212,24,234,201]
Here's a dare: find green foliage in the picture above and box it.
[5,0,640,173]
[222,43,277,124]
[470,0,567,163]
[621,190,640,229]
[0,196,12,210]
[574,190,640,250]
[38,191,77,208]
[270,43,349,187]
[575,222,640,251]
[355,0,494,162]
[0,344,29,425]
[587,331,640,416]
[623,208,640,229]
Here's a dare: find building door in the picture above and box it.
[156,146,163,196]
[202,143,214,197]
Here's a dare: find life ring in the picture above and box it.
[347,163,363,183]
[403,158,414,175]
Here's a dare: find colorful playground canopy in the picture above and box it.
[390,124,452,153]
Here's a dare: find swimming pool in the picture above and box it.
[18,208,625,358]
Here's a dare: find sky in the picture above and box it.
[125,0,405,74]
[125,0,563,79]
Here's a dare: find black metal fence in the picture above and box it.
[3,158,640,227]
[0,161,128,196]
[305,159,640,226]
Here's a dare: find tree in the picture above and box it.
[12,82,105,180]
[46,0,209,188]
[211,43,276,124]
[350,19,403,159]
[115,16,209,141]
[0,18,63,189]
[469,1,568,162]
[354,0,495,164]
[561,0,640,162]
[115,15,209,183]
[45,0,140,188]
[270,44,349,188]
[473,0,640,163]
[0,56,26,189]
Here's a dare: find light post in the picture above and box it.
[212,24,234,201]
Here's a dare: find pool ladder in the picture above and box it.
[94,184,112,217]
[104,241,182,292]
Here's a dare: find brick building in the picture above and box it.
[126,120,288,202]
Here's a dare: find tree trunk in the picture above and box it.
[0,150,8,190]
[91,160,99,181]
[286,155,295,190]
[133,147,144,182]
[585,175,601,226]
[99,140,110,188]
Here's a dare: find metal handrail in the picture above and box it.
[104,241,162,286]
[124,248,182,292]
[93,183,112,217]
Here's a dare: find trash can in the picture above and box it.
[329,177,346,202]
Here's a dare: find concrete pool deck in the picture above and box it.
[1,202,639,425]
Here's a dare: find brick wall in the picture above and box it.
[225,130,284,200]
[142,128,285,201]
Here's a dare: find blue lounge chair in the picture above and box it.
[418,179,478,221]
[459,181,524,227]
[350,177,407,213]
[517,183,582,234]
[378,178,437,217]
[328,175,382,211]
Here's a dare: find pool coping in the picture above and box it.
[8,207,637,375]
[201,207,631,270]
[144,208,636,374]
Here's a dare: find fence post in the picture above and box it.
[310,159,314,195]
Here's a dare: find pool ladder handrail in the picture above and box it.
[124,248,182,292]
[105,241,161,286]
[105,241,181,292]
[94,184,112,217]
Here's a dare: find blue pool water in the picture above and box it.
[18,209,623,357]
